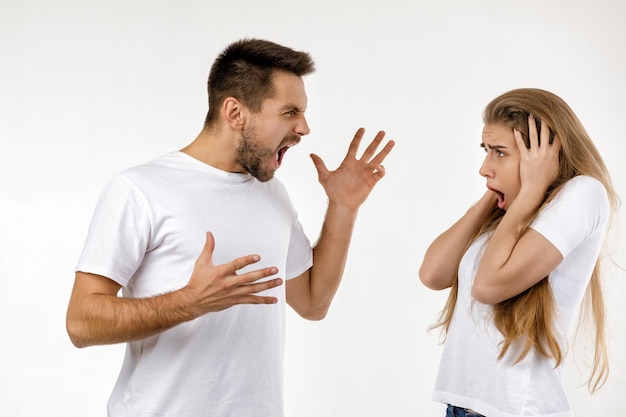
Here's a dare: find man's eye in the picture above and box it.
[497,151,504,157]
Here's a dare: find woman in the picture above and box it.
[419,88,618,417]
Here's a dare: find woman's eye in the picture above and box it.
[497,151,505,157]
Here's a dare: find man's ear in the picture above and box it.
[223,97,246,130]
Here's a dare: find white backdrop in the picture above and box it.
[1,0,625,415]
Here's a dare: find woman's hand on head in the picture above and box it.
[514,114,561,194]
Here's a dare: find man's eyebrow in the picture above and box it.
[281,103,306,113]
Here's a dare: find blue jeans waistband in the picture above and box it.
[446,404,485,417]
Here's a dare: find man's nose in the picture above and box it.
[295,116,310,137]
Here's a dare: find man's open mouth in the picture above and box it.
[276,144,292,167]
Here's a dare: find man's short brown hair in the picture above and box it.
[204,38,315,127]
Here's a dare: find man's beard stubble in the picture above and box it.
[235,127,275,183]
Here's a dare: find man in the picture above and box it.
[66,38,394,416]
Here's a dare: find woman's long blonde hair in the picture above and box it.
[434,88,619,392]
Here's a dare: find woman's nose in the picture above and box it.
[479,158,492,178]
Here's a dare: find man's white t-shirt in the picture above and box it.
[76,151,313,417]
[433,176,610,417]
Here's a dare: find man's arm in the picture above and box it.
[286,128,394,320]
[66,232,283,347]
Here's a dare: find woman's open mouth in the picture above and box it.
[488,186,506,209]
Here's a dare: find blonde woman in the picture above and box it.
[419,88,618,417]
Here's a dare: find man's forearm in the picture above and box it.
[308,203,358,314]
[67,288,197,348]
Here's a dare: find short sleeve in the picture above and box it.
[285,219,313,280]
[75,174,151,286]
[529,176,609,258]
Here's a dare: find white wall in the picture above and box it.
[1,0,625,415]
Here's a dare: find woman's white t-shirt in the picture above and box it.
[433,176,610,417]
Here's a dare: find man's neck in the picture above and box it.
[180,128,243,173]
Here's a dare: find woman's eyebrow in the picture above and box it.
[480,143,508,149]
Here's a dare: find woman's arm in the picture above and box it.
[473,116,562,304]
[419,191,497,290]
